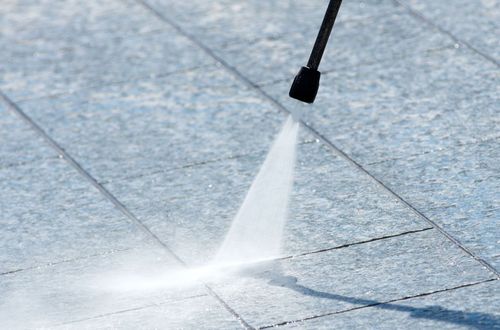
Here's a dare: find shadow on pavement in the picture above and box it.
[239,261,499,329]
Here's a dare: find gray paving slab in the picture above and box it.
[145,0,400,48]
[56,295,244,330]
[0,246,203,329]
[1,0,164,39]
[207,230,495,328]
[105,138,429,266]
[0,26,211,101]
[0,104,56,169]
[17,67,285,183]
[212,11,453,85]
[399,0,500,62]
[364,139,500,270]
[0,0,211,101]
[1,0,497,328]
[283,280,500,329]
[269,46,499,164]
[148,0,454,86]
[0,157,149,274]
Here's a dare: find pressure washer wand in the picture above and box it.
[289,0,343,103]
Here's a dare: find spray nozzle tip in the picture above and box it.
[289,66,321,104]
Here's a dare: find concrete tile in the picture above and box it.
[0,104,57,169]
[400,0,500,61]
[207,230,495,328]
[105,139,429,266]
[365,139,500,269]
[270,47,499,164]
[146,0,400,48]
[213,11,453,85]
[1,0,164,39]
[0,157,149,273]
[1,26,211,101]
[0,246,204,329]
[283,280,500,329]
[57,295,244,330]
[17,67,285,183]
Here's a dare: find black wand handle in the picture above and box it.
[289,0,343,103]
[307,0,342,70]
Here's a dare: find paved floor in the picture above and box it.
[1,0,499,329]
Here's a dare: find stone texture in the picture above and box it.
[365,139,500,270]
[1,0,498,329]
[213,11,453,85]
[400,0,500,62]
[56,295,245,330]
[0,246,203,329]
[145,0,453,86]
[1,0,164,39]
[17,67,285,183]
[146,0,401,48]
[263,45,499,273]
[208,230,495,328]
[283,280,500,329]
[269,46,500,164]
[0,0,211,101]
[0,157,149,274]
[0,28,211,101]
[0,103,57,169]
[104,138,429,266]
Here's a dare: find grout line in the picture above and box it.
[259,278,498,329]
[277,227,433,261]
[217,9,404,50]
[0,89,255,330]
[257,44,456,87]
[56,294,208,327]
[0,247,132,277]
[392,0,499,67]
[100,140,316,185]
[14,64,209,104]
[0,91,180,260]
[365,135,500,166]
[135,0,500,279]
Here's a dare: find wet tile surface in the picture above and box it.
[283,280,500,329]
[399,0,500,61]
[57,295,245,330]
[0,246,203,329]
[1,0,164,38]
[365,139,500,269]
[147,0,401,49]
[0,28,211,101]
[17,67,285,183]
[1,0,498,328]
[213,12,453,85]
[208,230,495,328]
[0,104,56,169]
[269,47,499,164]
[0,157,149,274]
[105,139,429,266]
[263,47,499,269]
[0,0,210,101]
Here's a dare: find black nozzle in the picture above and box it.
[289,0,342,104]
[289,66,321,104]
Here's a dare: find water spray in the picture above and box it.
[289,0,343,103]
